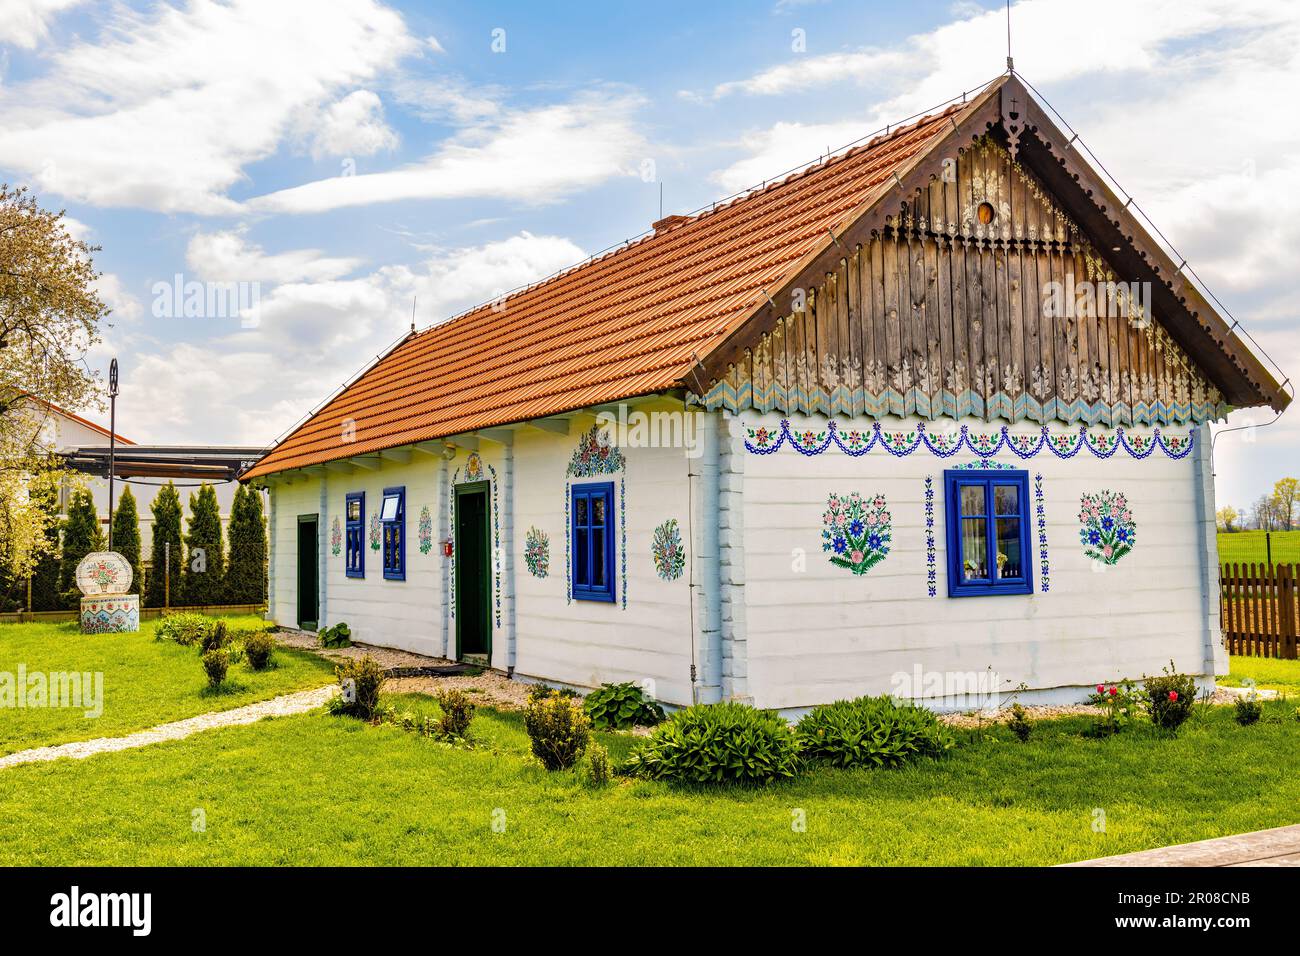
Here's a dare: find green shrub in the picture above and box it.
[583,681,665,730]
[435,688,476,739]
[334,655,385,720]
[318,622,352,648]
[156,612,211,646]
[243,630,275,671]
[587,743,611,787]
[796,695,954,769]
[1144,663,1197,733]
[201,648,229,687]
[1006,703,1032,743]
[200,620,229,653]
[624,702,801,785]
[527,682,577,703]
[524,690,591,770]
[1234,694,1263,726]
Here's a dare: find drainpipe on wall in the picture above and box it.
[1192,422,1227,681]
[692,410,724,704]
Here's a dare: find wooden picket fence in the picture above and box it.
[1220,563,1299,659]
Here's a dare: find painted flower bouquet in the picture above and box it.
[821,492,891,576]
[1078,489,1135,565]
[418,506,434,554]
[651,519,685,581]
[525,526,550,578]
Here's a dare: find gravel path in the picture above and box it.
[0,685,337,771]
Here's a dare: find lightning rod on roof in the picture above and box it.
[1006,0,1014,73]
[410,296,416,333]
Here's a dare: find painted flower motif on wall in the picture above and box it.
[651,519,685,581]
[369,513,380,551]
[524,526,550,578]
[567,425,626,477]
[465,452,484,482]
[1078,489,1135,565]
[331,517,342,557]
[418,505,433,555]
[821,492,891,575]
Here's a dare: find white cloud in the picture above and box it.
[115,231,586,445]
[0,0,85,49]
[308,90,399,160]
[0,0,417,213]
[186,230,364,284]
[250,92,647,215]
[711,119,876,194]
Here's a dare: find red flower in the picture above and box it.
[1097,684,1104,693]
[1108,687,1118,696]
[1168,691,1178,702]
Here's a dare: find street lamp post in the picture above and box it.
[108,358,118,551]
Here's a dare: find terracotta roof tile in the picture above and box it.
[244,101,965,478]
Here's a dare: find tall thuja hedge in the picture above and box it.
[110,485,142,595]
[225,484,267,604]
[183,483,225,606]
[147,482,183,607]
[28,481,62,611]
[59,488,104,605]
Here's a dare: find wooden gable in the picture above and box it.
[696,77,1287,427]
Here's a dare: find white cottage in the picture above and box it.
[243,77,1288,714]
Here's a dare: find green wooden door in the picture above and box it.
[297,514,318,630]
[454,484,491,661]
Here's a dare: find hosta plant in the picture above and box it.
[583,681,665,730]
[796,695,955,768]
[623,702,801,785]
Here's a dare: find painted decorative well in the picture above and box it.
[75,551,139,633]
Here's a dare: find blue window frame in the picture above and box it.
[380,486,405,581]
[571,481,615,603]
[943,470,1032,597]
[345,492,365,578]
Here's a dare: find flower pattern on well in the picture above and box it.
[525,526,550,578]
[368,513,380,551]
[821,492,891,576]
[1078,489,1135,565]
[331,517,342,557]
[651,519,685,581]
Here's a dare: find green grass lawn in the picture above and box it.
[1221,654,1300,695]
[1218,529,1300,566]
[1,689,1297,866]
[0,617,336,755]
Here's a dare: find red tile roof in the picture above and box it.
[243,100,969,479]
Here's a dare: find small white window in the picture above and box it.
[380,494,400,522]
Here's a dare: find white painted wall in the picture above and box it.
[736,411,1218,712]
[265,409,698,704]
[512,413,695,706]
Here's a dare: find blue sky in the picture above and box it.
[0,0,1296,512]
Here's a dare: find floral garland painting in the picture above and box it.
[369,513,380,551]
[821,492,891,575]
[525,526,550,578]
[331,517,342,557]
[1078,490,1135,565]
[651,519,685,581]
[418,505,433,555]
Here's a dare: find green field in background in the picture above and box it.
[1218,529,1300,567]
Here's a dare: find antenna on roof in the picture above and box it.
[1006,0,1014,73]
[410,296,416,333]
